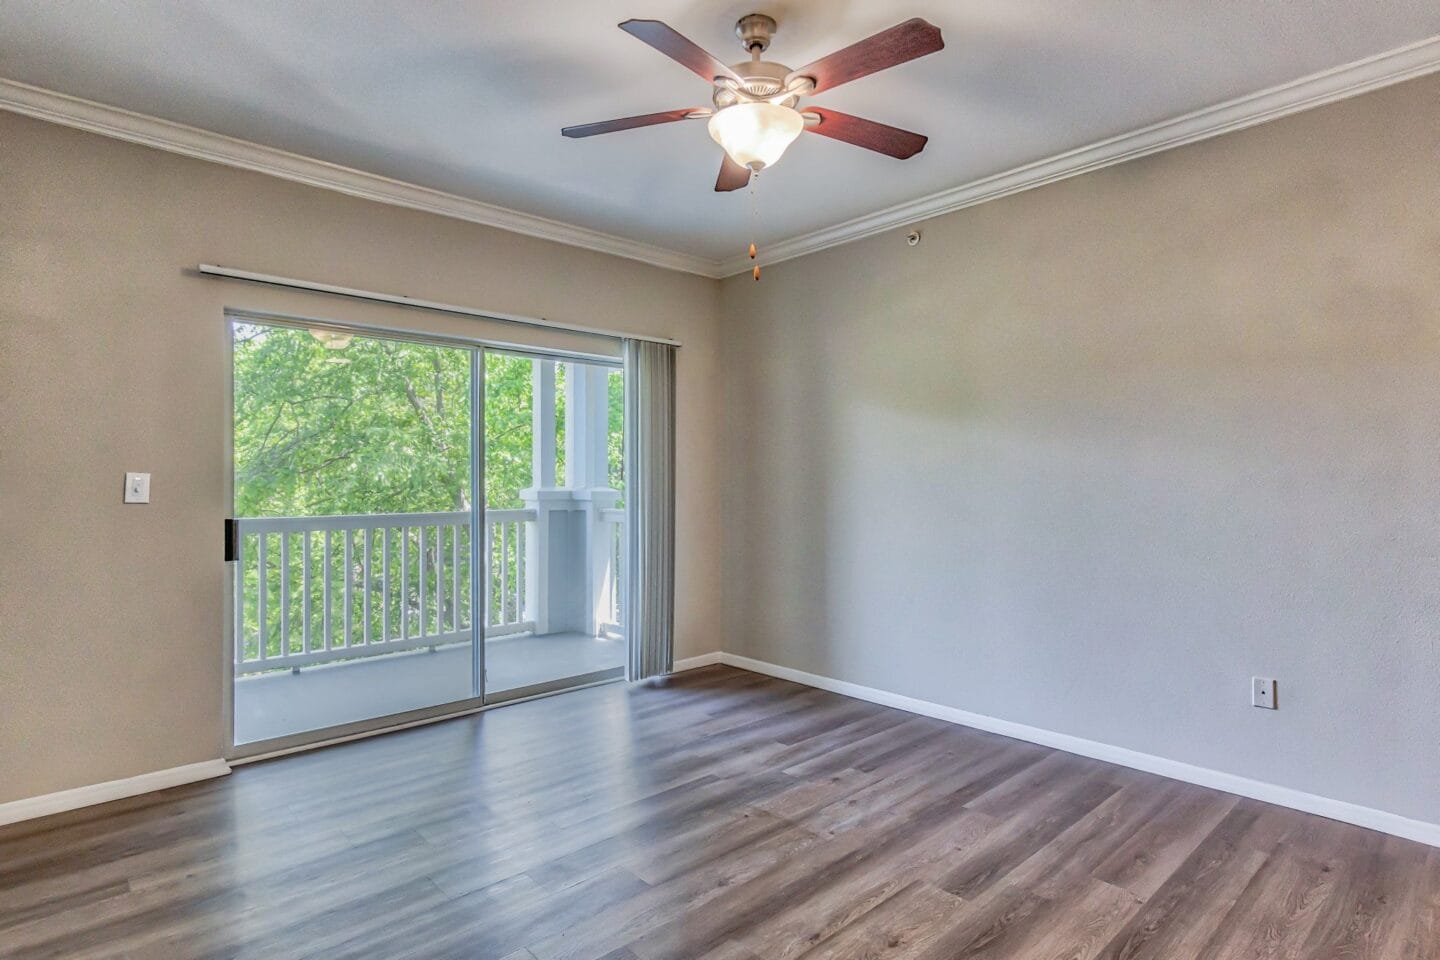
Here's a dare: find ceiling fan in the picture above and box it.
[562,13,943,192]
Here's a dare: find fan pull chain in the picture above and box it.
[749,172,761,281]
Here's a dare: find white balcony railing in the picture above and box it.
[232,509,539,675]
[485,508,533,638]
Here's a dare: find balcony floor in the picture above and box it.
[234,631,625,745]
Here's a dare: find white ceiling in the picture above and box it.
[3,2,1439,262]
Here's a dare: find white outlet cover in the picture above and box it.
[124,471,151,504]
[1252,676,1278,709]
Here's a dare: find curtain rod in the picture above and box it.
[196,264,682,347]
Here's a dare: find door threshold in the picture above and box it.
[484,666,625,705]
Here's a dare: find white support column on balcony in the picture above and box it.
[564,362,612,490]
[532,359,557,489]
[583,488,621,635]
[567,362,621,636]
[522,358,557,635]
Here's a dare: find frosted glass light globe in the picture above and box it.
[309,328,353,350]
[707,102,804,170]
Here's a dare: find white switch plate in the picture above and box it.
[1252,676,1277,709]
[124,472,151,504]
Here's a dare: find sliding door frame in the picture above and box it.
[470,348,485,701]
[477,345,625,706]
[222,308,622,761]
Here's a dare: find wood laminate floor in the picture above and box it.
[1,665,1436,959]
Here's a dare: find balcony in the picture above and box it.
[232,501,625,744]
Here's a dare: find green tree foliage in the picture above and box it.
[608,367,624,500]
[482,352,534,509]
[232,327,580,513]
[233,324,473,515]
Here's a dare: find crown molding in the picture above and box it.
[717,33,1440,276]
[5,34,1440,283]
[0,78,719,278]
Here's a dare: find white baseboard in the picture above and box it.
[672,651,724,672]
[0,760,232,828]
[717,652,1440,849]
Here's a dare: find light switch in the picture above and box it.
[124,472,151,504]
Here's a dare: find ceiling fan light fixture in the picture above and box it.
[309,328,353,350]
[707,101,803,170]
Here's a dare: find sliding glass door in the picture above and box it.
[228,318,627,753]
[229,320,480,748]
[480,351,626,701]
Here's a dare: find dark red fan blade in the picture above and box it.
[619,20,741,83]
[787,18,943,94]
[805,108,928,159]
[562,109,702,139]
[715,153,751,192]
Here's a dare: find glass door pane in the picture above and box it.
[482,351,626,701]
[230,320,480,746]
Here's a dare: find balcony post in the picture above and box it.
[582,490,621,634]
[564,362,612,490]
[523,359,557,633]
[531,359,557,489]
[565,362,619,635]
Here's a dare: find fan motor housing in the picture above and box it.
[714,60,795,108]
[733,60,789,93]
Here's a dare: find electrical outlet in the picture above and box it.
[1252,677,1278,710]
[124,472,151,504]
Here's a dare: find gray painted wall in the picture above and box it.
[720,74,1440,824]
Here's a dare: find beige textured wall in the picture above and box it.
[720,74,1440,823]
[0,112,723,803]
[6,70,1440,823]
